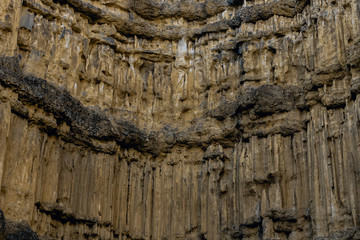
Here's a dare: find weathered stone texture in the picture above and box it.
[0,209,40,240]
[0,0,360,239]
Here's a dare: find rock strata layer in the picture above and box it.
[0,0,360,239]
[0,209,39,240]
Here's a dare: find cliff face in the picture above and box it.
[0,0,360,239]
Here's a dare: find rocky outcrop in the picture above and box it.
[0,209,39,240]
[0,0,360,239]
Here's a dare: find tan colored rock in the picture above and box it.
[0,0,360,239]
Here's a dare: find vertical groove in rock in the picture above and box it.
[0,0,360,239]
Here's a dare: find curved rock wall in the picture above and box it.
[0,0,360,239]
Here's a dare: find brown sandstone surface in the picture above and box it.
[0,0,360,239]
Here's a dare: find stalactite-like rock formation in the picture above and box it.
[0,0,360,239]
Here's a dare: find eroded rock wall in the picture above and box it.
[0,0,360,239]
